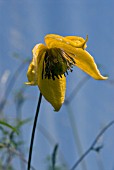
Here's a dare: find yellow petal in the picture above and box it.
[26,42,66,111]
[25,62,37,85]
[39,77,66,111]
[25,44,47,85]
[65,35,87,49]
[45,34,107,80]
[37,51,66,111]
[67,49,108,80]
[45,34,87,49]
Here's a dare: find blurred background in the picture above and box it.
[0,0,114,170]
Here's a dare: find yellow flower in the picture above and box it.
[26,34,108,111]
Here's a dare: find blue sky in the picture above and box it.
[0,1,114,170]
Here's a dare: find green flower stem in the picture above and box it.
[27,92,42,170]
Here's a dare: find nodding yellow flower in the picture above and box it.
[26,34,108,111]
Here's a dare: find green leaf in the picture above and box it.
[0,120,18,134]
[16,117,31,129]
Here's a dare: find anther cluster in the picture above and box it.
[42,48,75,80]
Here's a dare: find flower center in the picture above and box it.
[42,48,75,80]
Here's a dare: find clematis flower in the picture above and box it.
[26,34,107,111]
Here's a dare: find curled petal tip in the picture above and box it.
[96,75,108,80]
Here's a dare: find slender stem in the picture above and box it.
[0,61,28,112]
[52,144,58,170]
[66,105,88,170]
[27,93,42,170]
[64,76,90,170]
[70,120,114,170]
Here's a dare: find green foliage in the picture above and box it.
[0,62,31,169]
[0,116,29,170]
[0,120,19,134]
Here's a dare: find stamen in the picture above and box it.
[42,48,75,80]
